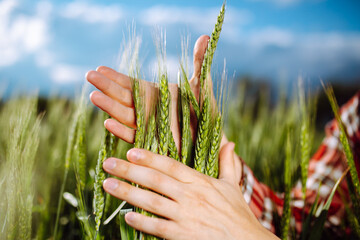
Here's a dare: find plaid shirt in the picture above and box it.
[241,91,360,236]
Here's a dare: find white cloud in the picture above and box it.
[147,55,184,83]
[232,27,360,79]
[61,1,123,23]
[50,64,85,84]
[0,0,51,67]
[0,0,17,16]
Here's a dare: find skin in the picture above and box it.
[86,35,279,239]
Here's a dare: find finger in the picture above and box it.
[125,212,178,239]
[104,119,135,144]
[86,70,133,108]
[218,142,237,184]
[103,158,183,200]
[96,66,132,90]
[191,35,210,81]
[90,91,136,129]
[127,148,200,183]
[103,178,179,219]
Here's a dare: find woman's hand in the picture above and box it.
[101,142,279,240]
[86,35,229,149]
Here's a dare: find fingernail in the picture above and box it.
[127,148,141,162]
[103,158,116,170]
[103,178,118,190]
[125,212,135,223]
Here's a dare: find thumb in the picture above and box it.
[218,142,237,184]
[190,35,209,85]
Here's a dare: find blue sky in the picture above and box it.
[1,0,360,97]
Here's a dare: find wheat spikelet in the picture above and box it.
[150,134,159,154]
[206,114,222,178]
[157,74,171,156]
[194,95,211,173]
[168,131,180,161]
[133,78,146,149]
[93,122,112,233]
[145,113,156,151]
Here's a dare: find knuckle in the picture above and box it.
[117,181,130,198]
[148,196,162,212]
[167,160,178,174]
[196,174,212,187]
[118,161,131,177]
[154,220,167,235]
[151,172,163,186]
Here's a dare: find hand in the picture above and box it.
[101,142,279,240]
[86,35,229,149]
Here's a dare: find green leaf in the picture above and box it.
[300,183,321,240]
[308,168,348,240]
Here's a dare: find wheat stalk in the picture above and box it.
[281,133,292,240]
[75,96,87,192]
[54,102,79,239]
[323,83,360,206]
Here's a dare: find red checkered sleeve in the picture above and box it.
[240,91,360,235]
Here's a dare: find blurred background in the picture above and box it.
[1,0,360,99]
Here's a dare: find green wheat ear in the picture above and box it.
[133,77,146,149]
[74,90,87,193]
[93,115,112,234]
[157,74,171,156]
[299,80,311,202]
[199,1,225,90]
[194,94,212,173]
[206,114,222,178]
